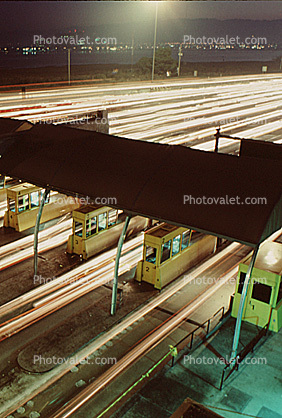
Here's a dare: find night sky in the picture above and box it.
[0,1,282,35]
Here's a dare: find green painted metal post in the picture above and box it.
[111,215,131,316]
[151,2,158,82]
[230,245,259,363]
[68,48,71,85]
[34,188,50,277]
[214,127,221,152]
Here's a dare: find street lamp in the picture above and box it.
[67,48,71,85]
[131,33,134,72]
[177,43,183,76]
[151,2,158,82]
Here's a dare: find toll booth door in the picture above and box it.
[245,281,274,327]
[73,221,84,253]
[142,262,157,285]
[142,245,157,285]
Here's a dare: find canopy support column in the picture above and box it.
[111,215,131,316]
[34,188,50,277]
[230,245,260,363]
[214,127,221,152]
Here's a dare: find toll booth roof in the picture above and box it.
[244,242,282,276]
[74,204,107,215]
[8,182,40,193]
[148,223,180,238]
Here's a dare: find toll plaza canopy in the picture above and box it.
[0,122,281,248]
[240,137,282,161]
[0,117,33,135]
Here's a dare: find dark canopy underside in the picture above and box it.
[0,122,281,247]
[240,138,282,161]
[0,117,32,135]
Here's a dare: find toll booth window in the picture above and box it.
[75,221,83,237]
[172,235,181,257]
[237,272,246,294]
[181,230,191,250]
[86,217,97,237]
[98,212,107,232]
[251,281,272,304]
[18,194,30,212]
[161,240,171,264]
[8,198,16,212]
[108,209,117,227]
[146,246,157,264]
[30,191,40,208]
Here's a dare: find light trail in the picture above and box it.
[0,235,143,338]
[111,93,282,135]
[0,201,7,218]
[5,82,281,124]
[0,73,280,105]
[0,219,72,271]
[1,75,282,121]
[192,119,282,151]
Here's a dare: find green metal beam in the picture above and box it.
[34,188,50,277]
[151,2,158,82]
[111,215,131,316]
[230,245,259,363]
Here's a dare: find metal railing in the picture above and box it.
[171,305,227,367]
[219,310,272,390]
[214,127,256,153]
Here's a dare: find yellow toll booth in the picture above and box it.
[135,223,217,290]
[4,183,79,232]
[67,205,149,260]
[232,242,282,332]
